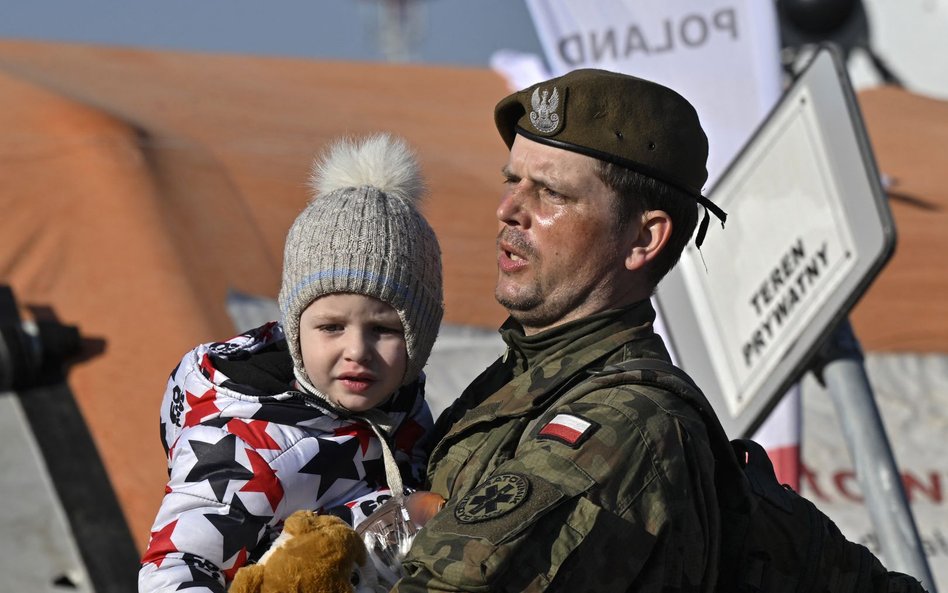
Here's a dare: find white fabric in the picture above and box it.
[519,0,782,186]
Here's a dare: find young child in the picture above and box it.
[138,133,443,593]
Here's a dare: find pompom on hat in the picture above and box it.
[279,134,444,397]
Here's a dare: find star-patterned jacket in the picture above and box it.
[138,321,433,593]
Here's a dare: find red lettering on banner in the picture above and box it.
[833,470,864,503]
[903,472,943,504]
[803,464,946,505]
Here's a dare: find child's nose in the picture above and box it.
[343,331,371,362]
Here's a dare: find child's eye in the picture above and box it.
[318,324,343,333]
[375,325,403,336]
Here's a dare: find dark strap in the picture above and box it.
[518,356,758,591]
[600,358,732,450]
[518,356,751,509]
[598,358,753,510]
[732,439,795,513]
[600,357,702,392]
[604,359,762,593]
[694,195,727,249]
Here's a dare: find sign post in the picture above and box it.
[815,321,936,591]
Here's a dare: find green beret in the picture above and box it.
[495,68,726,244]
[495,68,709,197]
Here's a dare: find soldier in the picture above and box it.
[394,68,728,592]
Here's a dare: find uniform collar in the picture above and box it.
[498,300,657,373]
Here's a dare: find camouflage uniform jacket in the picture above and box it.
[396,302,720,592]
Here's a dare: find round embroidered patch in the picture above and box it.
[455,473,530,524]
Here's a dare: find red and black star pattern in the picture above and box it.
[203,493,270,564]
[141,519,178,568]
[139,323,434,592]
[226,419,280,450]
[239,448,283,511]
[298,436,363,499]
[184,434,254,503]
[184,387,221,427]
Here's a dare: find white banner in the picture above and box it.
[522,0,782,186]
[801,354,948,591]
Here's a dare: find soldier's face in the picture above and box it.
[495,135,633,335]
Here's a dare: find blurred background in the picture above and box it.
[2,0,946,96]
[1,1,945,591]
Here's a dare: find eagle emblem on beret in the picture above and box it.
[529,86,560,134]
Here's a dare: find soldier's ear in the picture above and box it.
[624,210,671,271]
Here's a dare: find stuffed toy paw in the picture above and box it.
[230,511,381,593]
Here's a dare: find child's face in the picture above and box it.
[298,293,407,412]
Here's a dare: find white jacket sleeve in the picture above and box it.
[139,424,273,593]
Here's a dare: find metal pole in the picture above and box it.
[815,319,936,592]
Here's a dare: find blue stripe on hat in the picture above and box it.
[285,268,413,307]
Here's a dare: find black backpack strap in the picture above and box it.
[732,439,795,513]
[600,357,697,387]
[519,355,752,512]
[600,358,750,498]
[599,357,727,438]
[601,359,772,593]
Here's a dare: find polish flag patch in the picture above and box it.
[537,413,597,447]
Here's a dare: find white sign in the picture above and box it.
[680,86,858,416]
[655,47,895,437]
[523,0,781,185]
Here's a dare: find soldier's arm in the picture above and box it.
[395,385,717,592]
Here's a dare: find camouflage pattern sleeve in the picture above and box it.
[394,383,718,593]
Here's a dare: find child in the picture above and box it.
[138,134,443,593]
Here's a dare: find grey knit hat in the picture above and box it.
[278,133,443,396]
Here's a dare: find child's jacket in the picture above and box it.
[138,322,433,593]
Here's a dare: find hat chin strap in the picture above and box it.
[358,410,406,504]
[294,368,406,503]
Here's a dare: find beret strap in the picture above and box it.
[694,194,727,249]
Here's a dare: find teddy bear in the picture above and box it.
[229,511,381,593]
[229,493,445,593]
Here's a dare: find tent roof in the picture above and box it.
[1,39,945,551]
[848,85,948,350]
